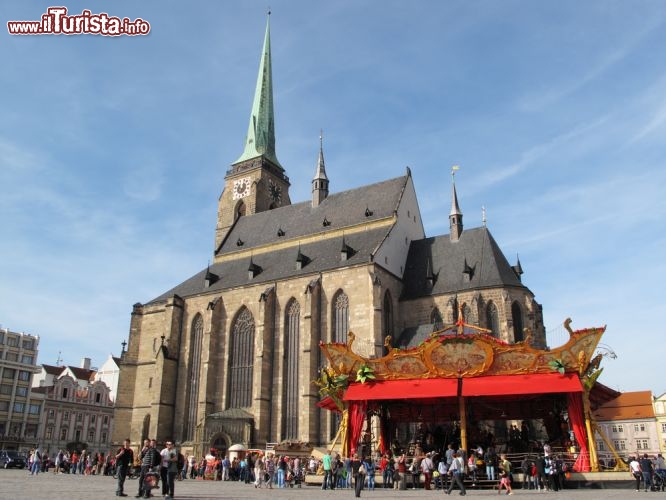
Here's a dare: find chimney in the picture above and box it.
[80,357,91,370]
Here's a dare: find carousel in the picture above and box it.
[316,313,623,473]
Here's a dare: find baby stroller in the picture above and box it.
[143,471,161,496]
[653,470,666,491]
[286,465,304,488]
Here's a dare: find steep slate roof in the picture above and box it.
[147,176,408,305]
[593,390,655,421]
[42,364,65,376]
[67,366,96,381]
[217,175,408,255]
[149,225,389,304]
[401,226,525,300]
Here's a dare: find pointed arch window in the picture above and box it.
[512,301,524,342]
[235,200,246,220]
[332,291,349,344]
[185,314,204,441]
[451,297,459,323]
[462,304,472,324]
[431,307,443,331]
[485,301,499,338]
[228,307,255,408]
[383,291,393,355]
[283,299,300,439]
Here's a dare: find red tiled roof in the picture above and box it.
[67,366,96,381]
[593,390,655,421]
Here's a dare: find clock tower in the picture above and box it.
[214,14,291,255]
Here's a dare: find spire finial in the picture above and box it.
[482,205,487,227]
[451,164,459,180]
[234,14,281,168]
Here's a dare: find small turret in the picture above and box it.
[449,166,463,242]
[312,130,329,207]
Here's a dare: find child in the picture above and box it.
[498,470,513,495]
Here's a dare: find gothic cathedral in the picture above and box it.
[113,17,546,455]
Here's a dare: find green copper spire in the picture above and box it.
[234,15,282,168]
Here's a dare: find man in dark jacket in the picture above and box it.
[136,439,160,498]
[115,439,134,497]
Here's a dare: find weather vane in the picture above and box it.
[451,164,460,180]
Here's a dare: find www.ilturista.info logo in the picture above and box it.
[7,7,151,36]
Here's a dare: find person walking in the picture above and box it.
[445,452,466,496]
[351,453,365,498]
[115,439,134,497]
[160,441,178,499]
[136,439,160,499]
[639,453,654,492]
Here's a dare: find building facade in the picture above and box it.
[0,328,41,452]
[594,391,660,460]
[654,392,666,453]
[114,18,546,456]
[32,360,115,455]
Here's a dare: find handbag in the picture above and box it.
[359,463,367,475]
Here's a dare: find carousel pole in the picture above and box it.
[459,394,468,452]
[582,391,599,472]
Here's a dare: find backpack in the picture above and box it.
[177,453,185,470]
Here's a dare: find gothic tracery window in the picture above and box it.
[332,291,349,344]
[431,307,443,331]
[512,301,524,342]
[185,314,203,440]
[228,307,255,408]
[283,299,300,439]
[486,301,499,338]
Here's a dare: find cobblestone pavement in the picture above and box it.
[0,469,642,499]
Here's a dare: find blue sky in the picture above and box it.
[1,1,665,396]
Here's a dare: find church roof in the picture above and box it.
[148,176,409,304]
[217,175,408,256]
[401,226,525,300]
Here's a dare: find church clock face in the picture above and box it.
[268,179,282,205]
[232,177,251,200]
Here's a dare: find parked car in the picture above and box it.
[0,450,27,469]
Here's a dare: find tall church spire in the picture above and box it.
[449,165,463,241]
[234,14,282,168]
[312,130,329,207]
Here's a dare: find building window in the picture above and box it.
[148,377,152,389]
[60,428,68,440]
[88,429,95,441]
[25,424,37,438]
[597,440,605,451]
[5,352,18,362]
[637,439,649,450]
[21,355,34,364]
[46,427,53,439]
[103,415,109,425]
[512,301,524,342]
[185,314,204,441]
[101,431,107,442]
[48,409,55,418]
[22,339,35,350]
[7,336,18,347]
[0,384,12,395]
[13,402,25,413]
[18,370,30,381]
[634,423,645,432]
[75,429,81,441]
[16,386,28,397]
[2,368,15,379]
[0,401,8,411]
[228,307,255,409]
[611,424,624,433]
[283,299,300,439]
[91,415,96,424]
[332,290,349,344]
[486,301,500,338]
[662,423,666,433]
[76,413,83,422]
[613,440,626,450]
[63,411,70,421]
[451,297,459,323]
[28,404,40,414]
[431,307,443,331]
[62,387,69,399]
